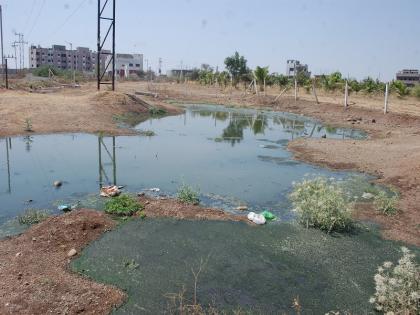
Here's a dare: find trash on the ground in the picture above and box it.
[247,212,266,225]
[118,185,125,189]
[100,185,121,197]
[148,188,160,192]
[362,192,374,200]
[67,248,77,257]
[58,204,72,212]
[53,180,62,187]
[137,192,146,197]
[261,210,277,221]
[236,206,248,211]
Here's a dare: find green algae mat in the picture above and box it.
[71,218,417,314]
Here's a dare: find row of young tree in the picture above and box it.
[188,52,420,98]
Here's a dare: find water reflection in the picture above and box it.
[98,136,117,188]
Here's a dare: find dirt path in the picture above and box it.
[0,209,124,315]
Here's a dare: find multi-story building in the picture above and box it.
[286,60,311,78]
[396,69,420,87]
[105,53,144,78]
[29,45,108,72]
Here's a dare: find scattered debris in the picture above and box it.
[100,185,121,197]
[236,206,248,211]
[247,212,266,225]
[67,248,77,257]
[261,210,277,221]
[148,188,161,192]
[321,135,327,139]
[362,192,375,200]
[53,181,62,188]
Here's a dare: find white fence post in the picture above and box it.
[294,79,297,101]
[384,83,389,114]
[344,80,348,108]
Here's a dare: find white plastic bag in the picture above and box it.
[247,212,266,225]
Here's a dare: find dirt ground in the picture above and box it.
[0,209,124,315]
[139,195,251,224]
[0,82,181,137]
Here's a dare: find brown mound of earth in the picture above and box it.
[139,195,251,224]
[0,209,125,315]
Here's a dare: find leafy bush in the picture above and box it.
[149,107,167,116]
[177,184,200,205]
[391,80,410,97]
[374,191,398,216]
[411,85,420,99]
[104,194,143,216]
[290,177,353,233]
[370,247,419,314]
[18,209,50,225]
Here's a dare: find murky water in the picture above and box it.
[0,105,365,225]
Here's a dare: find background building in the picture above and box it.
[166,69,195,79]
[29,44,107,72]
[106,53,144,78]
[396,69,420,87]
[286,60,311,78]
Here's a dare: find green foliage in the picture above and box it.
[253,66,269,90]
[104,194,143,216]
[138,130,155,136]
[320,72,344,91]
[391,80,410,97]
[149,107,167,116]
[374,191,398,216]
[32,65,58,77]
[224,52,248,86]
[24,118,33,132]
[18,209,50,225]
[177,184,200,205]
[370,247,420,314]
[412,85,420,98]
[290,177,353,233]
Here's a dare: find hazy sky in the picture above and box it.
[0,0,419,80]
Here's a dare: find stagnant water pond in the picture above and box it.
[1,105,415,314]
[0,105,365,224]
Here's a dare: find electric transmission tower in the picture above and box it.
[97,0,116,91]
[13,33,27,71]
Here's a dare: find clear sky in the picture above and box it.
[0,0,419,80]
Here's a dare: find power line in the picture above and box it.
[27,0,46,37]
[48,0,88,38]
[23,0,38,33]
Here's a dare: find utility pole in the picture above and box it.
[158,57,162,76]
[66,42,76,85]
[0,5,4,81]
[97,0,116,90]
[13,33,27,71]
[11,43,18,70]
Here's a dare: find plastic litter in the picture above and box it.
[362,192,374,200]
[149,188,160,192]
[57,203,78,212]
[247,212,266,225]
[261,210,277,221]
[100,185,121,197]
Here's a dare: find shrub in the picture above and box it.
[370,247,420,314]
[149,107,167,116]
[411,85,420,99]
[290,177,353,233]
[374,191,398,216]
[177,184,200,205]
[18,209,50,225]
[104,194,143,216]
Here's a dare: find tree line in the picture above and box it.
[186,52,420,98]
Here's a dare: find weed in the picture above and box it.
[149,107,167,116]
[411,85,420,99]
[138,130,155,136]
[370,247,419,314]
[104,194,143,216]
[374,191,398,216]
[177,183,200,205]
[24,118,33,132]
[123,259,139,271]
[18,209,50,225]
[290,177,353,233]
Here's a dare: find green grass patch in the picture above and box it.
[177,184,200,205]
[18,209,50,225]
[149,107,167,116]
[374,191,398,216]
[104,194,144,216]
